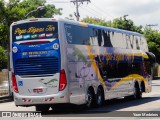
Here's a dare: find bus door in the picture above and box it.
[68,62,85,104]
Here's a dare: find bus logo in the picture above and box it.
[12,46,18,53]
[53,43,59,50]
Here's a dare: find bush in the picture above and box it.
[153,63,159,77]
[0,46,8,70]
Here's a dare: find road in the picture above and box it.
[0,79,160,119]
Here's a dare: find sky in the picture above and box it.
[46,0,160,29]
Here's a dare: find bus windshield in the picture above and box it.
[12,21,58,42]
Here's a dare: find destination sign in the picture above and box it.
[12,22,58,41]
[22,51,48,57]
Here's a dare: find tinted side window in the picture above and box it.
[132,62,142,75]
[65,24,90,45]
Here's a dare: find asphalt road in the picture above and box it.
[0,79,160,119]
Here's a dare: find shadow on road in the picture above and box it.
[0,96,13,103]
[41,96,160,117]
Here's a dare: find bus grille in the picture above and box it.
[15,57,59,76]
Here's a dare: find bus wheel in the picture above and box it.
[35,105,50,113]
[86,89,94,108]
[96,87,104,107]
[133,84,142,99]
[137,87,142,99]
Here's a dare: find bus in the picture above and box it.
[10,18,155,112]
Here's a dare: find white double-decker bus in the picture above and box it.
[10,18,155,112]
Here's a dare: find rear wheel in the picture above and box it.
[96,88,104,107]
[133,84,142,99]
[86,89,94,108]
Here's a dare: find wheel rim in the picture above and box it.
[86,90,92,107]
[134,87,137,99]
[134,87,138,99]
[97,89,102,105]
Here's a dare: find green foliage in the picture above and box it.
[0,0,62,69]
[0,46,7,70]
[143,28,160,63]
[82,16,143,33]
[82,16,111,27]
[111,17,143,34]
[0,0,62,49]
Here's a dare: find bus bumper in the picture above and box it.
[13,92,70,106]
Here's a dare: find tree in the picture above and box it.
[82,16,111,27]
[0,0,62,49]
[82,16,143,33]
[0,46,7,70]
[0,0,62,69]
[143,27,160,63]
[111,16,143,34]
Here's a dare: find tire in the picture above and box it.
[86,89,94,108]
[137,87,142,99]
[96,88,104,107]
[35,105,50,113]
[133,84,142,99]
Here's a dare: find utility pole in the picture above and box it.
[71,0,90,21]
[123,14,128,20]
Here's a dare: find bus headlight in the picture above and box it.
[13,46,18,53]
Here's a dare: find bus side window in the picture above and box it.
[103,30,112,47]
[98,29,102,46]
[131,35,134,49]
[126,35,130,49]
[65,24,73,43]
[117,62,129,77]
[132,62,142,75]
[107,62,118,78]
[89,28,98,46]
[98,62,108,79]
[136,37,140,50]
[65,24,90,45]
[81,27,90,45]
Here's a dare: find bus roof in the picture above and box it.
[59,18,143,37]
[11,18,143,37]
